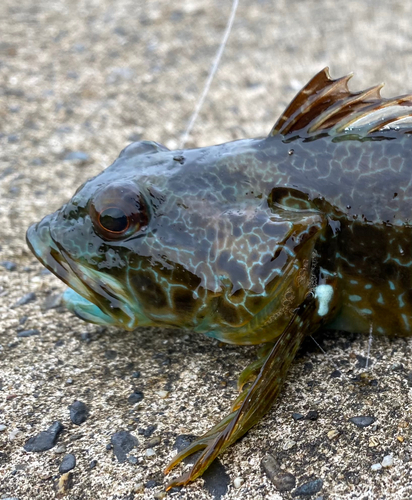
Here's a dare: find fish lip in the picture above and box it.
[26,217,80,291]
[26,216,136,328]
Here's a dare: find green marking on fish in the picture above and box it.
[314,284,334,316]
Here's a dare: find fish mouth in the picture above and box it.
[26,214,137,329]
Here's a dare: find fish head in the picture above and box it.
[26,141,177,330]
[27,139,326,341]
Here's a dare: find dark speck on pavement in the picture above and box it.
[16,329,40,338]
[349,416,376,428]
[23,421,64,452]
[59,453,76,474]
[110,431,139,463]
[69,401,89,425]
[11,292,36,308]
[292,478,323,497]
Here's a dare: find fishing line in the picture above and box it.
[309,335,350,381]
[365,322,373,370]
[180,0,239,148]
[309,330,377,435]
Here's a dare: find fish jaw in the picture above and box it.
[26,215,94,299]
[26,215,139,330]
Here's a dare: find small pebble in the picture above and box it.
[234,477,244,489]
[17,329,40,338]
[292,413,304,421]
[54,444,67,454]
[128,391,144,405]
[24,421,64,452]
[90,459,97,469]
[111,431,139,463]
[57,472,73,495]
[305,410,319,421]
[292,478,323,497]
[134,483,144,493]
[390,363,403,371]
[139,425,157,438]
[69,400,89,425]
[128,455,138,465]
[355,355,368,368]
[157,390,169,399]
[382,454,394,468]
[0,424,7,432]
[371,463,382,471]
[349,416,376,428]
[11,292,36,308]
[80,332,91,342]
[153,492,166,499]
[145,436,161,448]
[327,429,340,440]
[145,480,158,488]
[104,349,117,360]
[9,429,22,440]
[283,439,296,450]
[59,453,76,473]
[369,436,379,447]
[0,260,17,271]
[145,448,156,459]
[261,454,296,492]
[69,434,82,442]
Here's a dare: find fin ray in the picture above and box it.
[269,68,412,137]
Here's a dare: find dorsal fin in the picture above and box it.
[269,67,412,137]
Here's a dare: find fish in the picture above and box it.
[26,67,412,489]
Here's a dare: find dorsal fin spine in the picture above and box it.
[269,68,412,137]
[307,84,384,133]
[282,74,352,135]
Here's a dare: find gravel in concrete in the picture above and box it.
[2,1,412,499]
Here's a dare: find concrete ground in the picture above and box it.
[1,0,412,499]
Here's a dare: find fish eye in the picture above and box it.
[90,183,149,240]
[98,207,129,234]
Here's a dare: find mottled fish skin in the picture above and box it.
[26,68,412,487]
[27,137,326,344]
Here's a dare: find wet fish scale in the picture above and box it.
[26,68,412,488]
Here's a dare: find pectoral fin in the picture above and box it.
[165,293,321,489]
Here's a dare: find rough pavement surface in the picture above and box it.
[1,1,412,499]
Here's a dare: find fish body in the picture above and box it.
[26,68,412,487]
